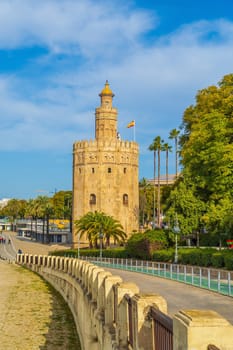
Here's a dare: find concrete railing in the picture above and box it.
[16,254,233,350]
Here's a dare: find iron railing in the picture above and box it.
[125,294,133,346]
[207,345,220,350]
[81,256,233,297]
[151,307,173,350]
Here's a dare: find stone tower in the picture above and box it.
[72,81,139,246]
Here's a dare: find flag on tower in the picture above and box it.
[127,120,135,128]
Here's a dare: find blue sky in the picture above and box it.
[1,0,233,199]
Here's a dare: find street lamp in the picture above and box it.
[77,232,80,259]
[99,229,103,259]
[173,215,180,264]
[219,231,227,251]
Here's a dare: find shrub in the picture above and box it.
[199,249,215,267]
[125,230,168,260]
[186,250,202,265]
[50,247,129,259]
[152,249,174,262]
[179,250,192,265]
[99,248,129,259]
[50,249,78,257]
[211,253,225,268]
[224,252,233,270]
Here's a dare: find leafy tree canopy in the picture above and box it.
[165,180,206,235]
[180,74,233,202]
[0,199,27,220]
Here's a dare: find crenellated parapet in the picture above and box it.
[17,254,233,350]
[73,139,139,152]
[73,139,139,166]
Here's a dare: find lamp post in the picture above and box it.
[77,232,80,259]
[173,215,180,264]
[219,231,227,251]
[99,230,103,259]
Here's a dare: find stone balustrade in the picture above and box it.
[16,254,233,350]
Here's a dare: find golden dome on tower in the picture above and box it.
[99,80,115,97]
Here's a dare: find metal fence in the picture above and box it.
[124,293,173,349]
[125,294,134,347]
[80,256,233,297]
[150,307,173,350]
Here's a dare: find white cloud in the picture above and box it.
[0,1,233,168]
[163,19,233,46]
[0,0,156,56]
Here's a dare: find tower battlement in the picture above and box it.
[73,139,139,152]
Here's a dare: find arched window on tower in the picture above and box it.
[123,194,128,205]
[90,194,96,205]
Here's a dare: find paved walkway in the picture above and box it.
[0,232,81,350]
[0,231,70,260]
[104,267,233,325]
[1,230,233,350]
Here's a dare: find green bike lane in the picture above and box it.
[100,262,233,296]
[102,266,233,325]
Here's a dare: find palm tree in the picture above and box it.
[163,143,172,184]
[74,211,126,250]
[139,178,151,227]
[34,196,54,244]
[25,199,37,238]
[169,128,180,178]
[148,140,157,227]
[44,203,54,244]
[154,136,164,227]
[100,215,126,247]
[149,136,164,227]
[75,211,95,248]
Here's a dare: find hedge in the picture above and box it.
[50,247,233,270]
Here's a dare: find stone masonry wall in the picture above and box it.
[16,254,233,350]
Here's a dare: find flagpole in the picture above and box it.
[126,120,136,140]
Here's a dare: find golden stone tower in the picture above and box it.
[72,81,139,246]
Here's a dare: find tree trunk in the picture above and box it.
[175,138,178,178]
[157,150,161,227]
[153,151,156,227]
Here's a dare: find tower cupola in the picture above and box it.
[99,80,114,109]
[95,80,118,140]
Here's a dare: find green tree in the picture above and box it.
[148,139,157,225]
[164,73,233,244]
[165,180,206,237]
[182,111,233,202]
[139,178,154,227]
[202,197,233,246]
[163,142,172,184]
[74,211,126,248]
[52,191,72,219]
[125,229,168,259]
[34,196,54,244]
[180,74,233,203]
[0,199,27,223]
[149,136,164,227]
[169,128,180,178]
[25,199,38,237]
